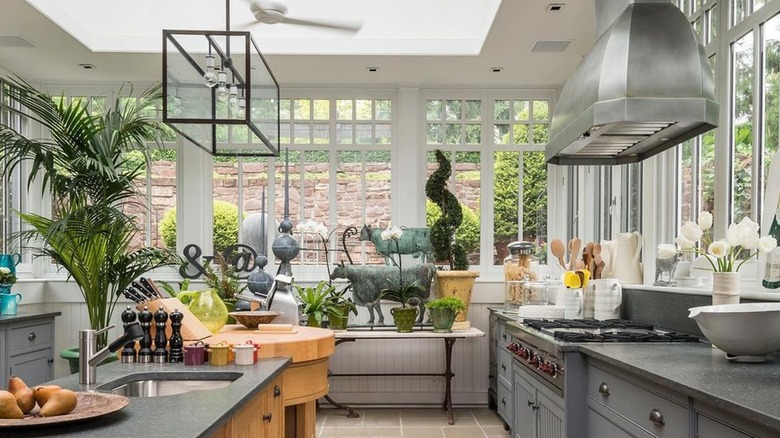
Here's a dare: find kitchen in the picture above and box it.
[1,0,780,437]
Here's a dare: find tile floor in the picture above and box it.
[316,407,511,438]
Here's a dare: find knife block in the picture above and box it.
[136,298,212,341]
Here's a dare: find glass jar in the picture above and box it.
[504,241,538,311]
[521,280,550,306]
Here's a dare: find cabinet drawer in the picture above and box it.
[497,348,513,383]
[497,375,513,426]
[696,413,755,438]
[8,321,53,352]
[497,322,510,349]
[588,365,687,438]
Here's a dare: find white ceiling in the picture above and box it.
[0,0,595,88]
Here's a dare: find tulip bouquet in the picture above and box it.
[675,211,778,272]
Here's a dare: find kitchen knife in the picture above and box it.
[132,281,156,301]
[140,277,163,299]
[123,288,144,304]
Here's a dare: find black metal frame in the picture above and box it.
[323,335,461,425]
[162,29,281,157]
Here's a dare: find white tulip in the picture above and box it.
[0,267,10,275]
[697,211,713,231]
[315,224,329,239]
[707,240,730,259]
[757,236,778,254]
[680,221,703,242]
[675,236,695,250]
[388,226,404,240]
[380,229,392,241]
[726,223,747,247]
[739,217,760,235]
[657,244,678,259]
[741,232,760,250]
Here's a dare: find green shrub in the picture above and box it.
[159,200,243,253]
[426,199,480,255]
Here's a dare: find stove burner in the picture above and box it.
[524,318,654,331]
[552,330,700,343]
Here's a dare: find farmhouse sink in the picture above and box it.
[95,372,242,397]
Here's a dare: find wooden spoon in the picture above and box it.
[592,243,603,279]
[585,242,596,274]
[550,239,567,270]
[568,238,582,271]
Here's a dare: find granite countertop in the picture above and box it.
[1,358,290,437]
[580,343,780,431]
[0,310,61,324]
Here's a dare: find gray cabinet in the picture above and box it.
[693,402,774,438]
[489,313,514,432]
[514,363,565,438]
[1,314,57,388]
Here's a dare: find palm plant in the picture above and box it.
[0,77,179,347]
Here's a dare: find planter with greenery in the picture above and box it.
[0,79,179,367]
[294,281,337,327]
[325,286,358,330]
[425,149,479,330]
[425,296,465,333]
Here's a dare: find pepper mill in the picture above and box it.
[138,306,153,363]
[120,306,138,363]
[152,306,169,363]
[168,309,184,363]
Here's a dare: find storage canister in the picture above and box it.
[503,241,538,311]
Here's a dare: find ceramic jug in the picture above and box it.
[0,253,21,277]
[612,232,643,284]
[0,292,21,315]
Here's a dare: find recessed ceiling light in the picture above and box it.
[546,3,565,12]
[490,67,503,73]
[366,67,379,73]
[79,64,95,70]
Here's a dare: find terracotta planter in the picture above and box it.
[435,270,479,330]
[428,307,458,333]
[390,307,419,333]
[712,272,740,305]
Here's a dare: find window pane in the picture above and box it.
[465,124,481,144]
[445,100,461,120]
[494,100,510,121]
[427,123,442,144]
[701,130,716,214]
[336,123,353,144]
[293,123,311,144]
[213,157,240,254]
[293,99,310,120]
[336,99,353,120]
[494,124,510,144]
[532,100,549,121]
[426,100,443,120]
[523,151,547,264]
[532,124,549,144]
[375,100,392,120]
[732,31,754,221]
[355,123,372,144]
[679,139,695,224]
[733,0,747,27]
[279,99,291,119]
[355,100,372,120]
[375,123,391,144]
[313,123,329,144]
[707,7,718,44]
[514,101,530,121]
[763,14,780,220]
[455,152,481,265]
[238,158,269,256]
[312,99,329,119]
[493,151,520,264]
[513,124,529,144]
[446,123,461,144]
[464,100,481,121]
[694,16,703,39]
[151,150,177,249]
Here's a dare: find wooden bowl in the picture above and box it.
[229,311,282,328]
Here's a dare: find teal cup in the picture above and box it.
[0,292,21,315]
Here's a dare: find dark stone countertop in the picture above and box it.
[0,310,61,324]
[1,358,290,437]
[580,343,780,431]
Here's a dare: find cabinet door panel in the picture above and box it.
[588,407,638,438]
[537,390,564,438]
[514,370,536,438]
[9,349,52,387]
[262,376,284,438]
[230,387,265,438]
[696,413,756,438]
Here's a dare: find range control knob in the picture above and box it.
[507,342,519,353]
[528,353,539,366]
[548,362,558,377]
[519,347,530,359]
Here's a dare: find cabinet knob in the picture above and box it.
[526,401,539,411]
[28,332,36,342]
[502,333,507,341]
[47,358,54,364]
[501,397,506,405]
[501,364,506,371]
[649,409,665,426]
[598,382,610,396]
[263,413,272,422]
[273,385,281,397]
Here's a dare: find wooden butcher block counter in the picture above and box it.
[206,325,335,438]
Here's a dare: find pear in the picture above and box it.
[39,389,77,417]
[0,390,24,419]
[32,385,62,407]
[8,376,35,414]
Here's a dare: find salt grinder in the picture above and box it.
[120,306,138,363]
[138,306,153,363]
[168,309,184,363]
[152,306,169,363]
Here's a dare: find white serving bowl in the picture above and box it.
[689,302,780,362]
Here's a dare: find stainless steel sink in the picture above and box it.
[96,372,241,397]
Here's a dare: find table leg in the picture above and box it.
[443,338,456,425]
[322,394,360,418]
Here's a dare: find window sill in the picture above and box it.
[624,283,780,302]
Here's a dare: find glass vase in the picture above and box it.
[712,272,740,306]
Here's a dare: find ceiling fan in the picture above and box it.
[241,0,363,33]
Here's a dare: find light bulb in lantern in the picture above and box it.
[237,96,246,117]
[216,70,228,102]
[202,55,218,88]
[228,84,238,110]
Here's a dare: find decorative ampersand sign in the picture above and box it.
[179,243,260,279]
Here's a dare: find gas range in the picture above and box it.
[504,318,701,397]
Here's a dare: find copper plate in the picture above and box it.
[0,392,129,428]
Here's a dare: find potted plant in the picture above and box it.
[377,225,425,332]
[325,286,357,330]
[0,78,179,369]
[203,252,247,323]
[425,149,479,329]
[294,281,336,328]
[425,296,465,333]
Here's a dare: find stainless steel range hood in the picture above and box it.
[545,0,718,165]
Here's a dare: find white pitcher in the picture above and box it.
[612,232,643,284]
[590,279,623,320]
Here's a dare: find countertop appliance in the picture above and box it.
[504,318,700,397]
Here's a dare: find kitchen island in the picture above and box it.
[0,358,290,438]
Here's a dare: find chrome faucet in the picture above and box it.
[79,322,144,385]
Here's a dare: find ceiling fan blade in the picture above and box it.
[282,16,363,33]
